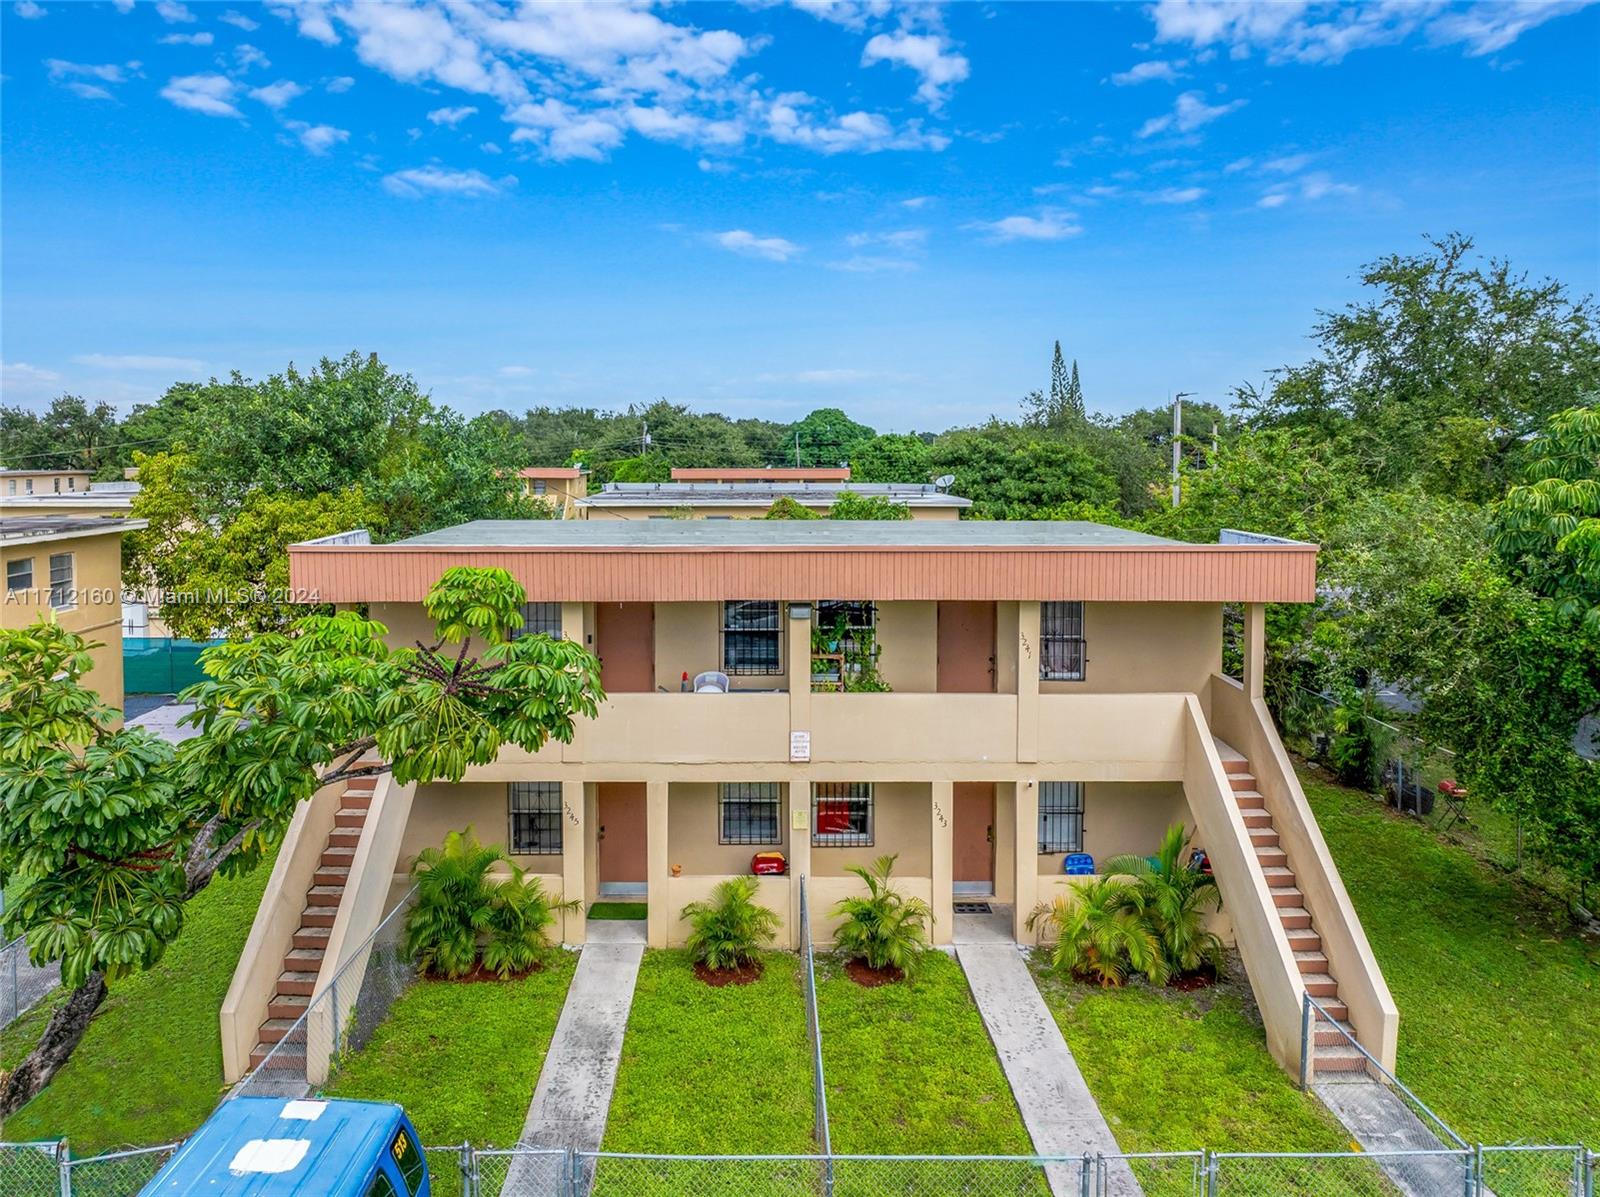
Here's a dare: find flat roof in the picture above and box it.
[576,482,969,509]
[0,492,136,509]
[0,515,146,544]
[394,519,1180,548]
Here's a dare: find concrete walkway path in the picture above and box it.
[1314,1077,1473,1197]
[515,921,644,1154]
[954,911,1141,1197]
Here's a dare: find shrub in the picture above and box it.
[681,876,781,971]
[1026,877,1168,987]
[406,827,575,979]
[831,854,931,977]
[1104,823,1224,979]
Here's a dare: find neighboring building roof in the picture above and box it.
[575,482,968,510]
[0,467,93,478]
[0,482,140,511]
[671,467,852,482]
[290,518,1317,604]
[0,515,148,545]
[518,467,586,479]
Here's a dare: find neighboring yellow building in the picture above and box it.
[1,515,146,712]
[0,468,93,497]
[219,519,1398,1084]
[517,467,588,518]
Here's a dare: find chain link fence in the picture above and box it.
[7,1141,1593,1196]
[0,932,60,1028]
[231,886,417,1099]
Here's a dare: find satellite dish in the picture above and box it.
[933,474,956,491]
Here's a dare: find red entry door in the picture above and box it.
[937,602,996,692]
[596,602,655,693]
[953,782,995,886]
[597,783,648,884]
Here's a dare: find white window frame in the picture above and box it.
[48,553,73,610]
[6,557,33,593]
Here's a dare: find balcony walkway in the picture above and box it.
[953,913,1141,1197]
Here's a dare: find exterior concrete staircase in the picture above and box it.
[1215,740,1366,1075]
[247,775,376,1069]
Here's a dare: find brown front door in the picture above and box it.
[953,782,995,887]
[937,601,996,692]
[597,782,648,884]
[596,602,655,693]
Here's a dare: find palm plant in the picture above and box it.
[831,854,932,977]
[1026,877,1168,987]
[404,828,504,979]
[1104,823,1225,979]
[481,866,579,979]
[681,876,782,972]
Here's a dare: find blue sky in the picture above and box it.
[3,0,1598,432]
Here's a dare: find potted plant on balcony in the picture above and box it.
[832,854,931,985]
[680,876,781,985]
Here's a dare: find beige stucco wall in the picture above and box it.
[1034,781,1191,875]
[873,601,937,691]
[663,874,793,946]
[667,781,794,874]
[1041,602,1221,696]
[403,780,564,877]
[654,602,791,693]
[2,529,127,711]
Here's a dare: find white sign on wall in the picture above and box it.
[790,730,811,762]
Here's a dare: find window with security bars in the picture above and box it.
[513,602,563,639]
[509,781,563,855]
[1038,781,1084,853]
[1040,601,1086,681]
[812,782,873,847]
[48,553,73,610]
[723,601,782,675]
[719,782,782,845]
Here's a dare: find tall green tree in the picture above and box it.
[929,423,1117,520]
[849,433,932,483]
[789,408,876,468]
[1067,360,1083,418]
[0,567,603,1115]
[0,395,122,476]
[1050,341,1069,412]
[1492,403,1600,630]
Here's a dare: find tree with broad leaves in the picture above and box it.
[0,566,603,1116]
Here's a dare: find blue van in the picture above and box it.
[139,1098,429,1196]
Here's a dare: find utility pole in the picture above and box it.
[794,430,801,468]
[1171,392,1194,507]
[641,420,651,457]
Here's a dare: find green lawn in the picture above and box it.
[814,950,1033,1156]
[1030,960,1357,1154]
[323,954,576,1147]
[1302,766,1600,1146]
[602,950,814,1154]
[587,902,647,921]
[1,852,275,1153]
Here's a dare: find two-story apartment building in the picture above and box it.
[1,468,94,497]
[221,518,1395,1084]
[517,467,588,518]
[1,515,146,712]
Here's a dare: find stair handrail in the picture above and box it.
[1301,993,1466,1149]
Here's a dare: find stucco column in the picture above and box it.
[1244,602,1266,700]
[562,601,588,764]
[1013,779,1038,942]
[786,781,811,950]
[646,779,669,948]
[561,779,586,946]
[931,780,954,946]
[1016,601,1040,763]
[786,603,811,749]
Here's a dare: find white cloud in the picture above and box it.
[160,73,242,118]
[1149,0,1595,65]
[220,10,259,31]
[711,229,802,261]
[1223,156,1254,173]
[286,120,349,154]
[155,0,195,23]
[1257,170,1359,208]
[249,80,306,109]
[506,98,625,161]
[382,165,513,198]
[1109,59,1184,85]
[766,92,949,155]
[968,208,1082,242]
[1149,185,1207,203]
[111,0,134,11]
[234,44,271,71]
[1137,89,1245,137]
[46,59,130,85]
[74,353,204,371]
[1256,192,1291,209]
[861,31,971,109]
[785,0,893,32]
[427,105,478,126]
[325,75,354,93]
[900,195,933,209]
[845,228,927,249]
[270,1,339,46]
[481,141,503,154]
[1,362,63,395]
[1262,152,1312,173]
[826,255,918,274]
[498,364,534,377]
[13,1,46,19]
[159,32,213,46]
